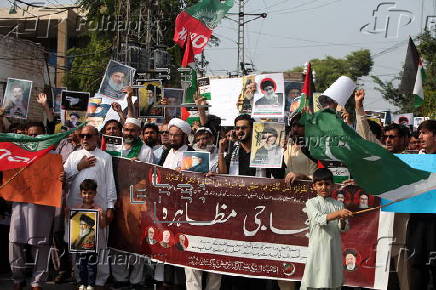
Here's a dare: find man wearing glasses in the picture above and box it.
[153,123,170,162]
[382,123,410,153]
[64,125,117,288]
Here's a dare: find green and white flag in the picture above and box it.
[399,37,425,107]
[301,110,435,202]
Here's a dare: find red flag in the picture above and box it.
[173,1,234,67]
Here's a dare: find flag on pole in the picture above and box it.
[301,110,436,210]
[399,37,425,107]
[0,127,80,171]
[174,0,234,67]
[301,62,315,112]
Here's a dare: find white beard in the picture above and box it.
[80,228,90,237]
[346,263,355,270]
[109,78,124,91]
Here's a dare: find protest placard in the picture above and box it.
[2,78,32,119]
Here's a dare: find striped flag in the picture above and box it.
[399,37,425,107]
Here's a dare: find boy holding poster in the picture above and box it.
[69,179,106,290]
[300,168,352,290]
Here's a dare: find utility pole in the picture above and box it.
[228,0,267,76]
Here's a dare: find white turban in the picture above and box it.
[169,118,192,135]
[125,117,141,128]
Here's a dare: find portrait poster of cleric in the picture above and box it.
[68,209,99,253]
[98,60,136,100]
[251,73,285,118]
[2,78,32,119]
[250,122,285,168]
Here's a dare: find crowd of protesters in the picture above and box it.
[0,84,435,290]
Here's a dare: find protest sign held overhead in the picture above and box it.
[250,122,285,168]
[2,78,32,119]
[61,90,90,112]
[98,60,136,100]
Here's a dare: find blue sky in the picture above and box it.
[2,0,435,112]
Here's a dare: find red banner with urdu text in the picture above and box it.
[109,158,392,289]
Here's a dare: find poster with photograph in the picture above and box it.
[137,80,163,118]
[198,77,211,100]
[284,81,302,113]
[394,113,414,127]
[237,75,256,114]
[68,209,99,253]
[162,88,184,119]
[102,134,123,156]
[98,60,136,100]
[252,73,285,118]
[413,117,430,129]
[61,90,90,112]
[86,93,136,129]
[62,110,86,129]
[181,151,210,173]
[2,78,32,119]
[52,87,66,114]
[250,122,285,168]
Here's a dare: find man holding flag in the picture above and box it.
[7,122,64,290]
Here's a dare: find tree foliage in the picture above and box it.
[371,31,436,117]
[287,49,373,92]
[64,0,200,92]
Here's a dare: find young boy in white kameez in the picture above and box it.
[301,168,352,290]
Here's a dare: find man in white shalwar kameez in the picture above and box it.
[64,125,117,287]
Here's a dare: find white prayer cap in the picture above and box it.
[323,76,356,106]
[169,118,192,135]
[125,117,141,128]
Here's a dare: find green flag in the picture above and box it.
[301,110,435,201]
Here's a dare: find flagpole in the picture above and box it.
[353,198,407,215]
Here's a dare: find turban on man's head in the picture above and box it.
[125,117,141,128]
[80,214,95,227]
[169,118,191,135]
[107,62,130,78]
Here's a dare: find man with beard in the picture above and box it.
[72,214,96,250]
[100,65,130,100]
[121,118,154,163]
[158,118,194,167]
[64,125,117,288]
[4,87,28,118]
[254,79,283,106]
[217,114,284,290]
[110,118,153,289]
[156,118,193,289]
[218,114,285,178]
[382,123,410,153]
[193,127,219,171]
[142,123,161,160]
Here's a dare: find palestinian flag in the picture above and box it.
[290,62,314,118]
[174,0,234,67]
[0,127,80,171]
[399,37,425,107]
[301,62,315,112]
[181,69,201,125]
[301,110,436,210]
